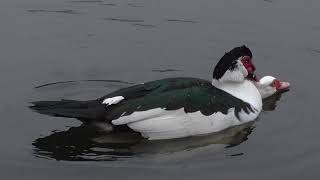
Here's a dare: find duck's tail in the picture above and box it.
[29,99,106,122]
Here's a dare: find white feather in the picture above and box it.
[102,96,124,106]
[218,59,248,83]
[212,79,262,112]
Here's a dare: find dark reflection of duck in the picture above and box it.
[33,122,253,161]
[262,90,289,111]
[32,90,287,161]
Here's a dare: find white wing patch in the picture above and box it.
[102,96,124,106]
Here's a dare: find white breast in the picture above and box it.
[213,79,262,114]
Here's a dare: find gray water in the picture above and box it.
[0,0,319,179]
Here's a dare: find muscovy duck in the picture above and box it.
[31,45,266,140]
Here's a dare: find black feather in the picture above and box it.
[30,100,106,122]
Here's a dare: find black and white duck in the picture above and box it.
[30,45,288,140]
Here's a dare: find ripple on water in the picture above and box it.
[152,69,181,73]
[70,0,104,3]
[166,19,198,24]
[27,9,78,14]
[307,48,320,55]
[132,23,157,28]
[101,3,117,6]
[34,79,133,89]
[103,18,145,23]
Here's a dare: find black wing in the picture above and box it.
[98,78,254,121]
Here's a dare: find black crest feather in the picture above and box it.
[213,45,252,79]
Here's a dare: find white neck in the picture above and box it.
[217,60,248,83]
[212,79,262,111]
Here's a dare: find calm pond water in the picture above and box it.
[0,0,319,179]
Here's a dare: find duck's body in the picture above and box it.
[31,46,266,140]
[103,77,261,139]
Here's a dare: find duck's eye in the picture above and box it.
[241,56,251,64]
[231,61,237,69]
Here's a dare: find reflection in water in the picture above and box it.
[262,90,289,111]
[33,122,253,161]
[33,125,140,161]
[32,81,288,161]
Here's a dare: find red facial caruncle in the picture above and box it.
[241,56,256,74]
[241,56,258,81]
[273,79,282,90]
[272,79,290,91]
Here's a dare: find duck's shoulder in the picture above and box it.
[145,77,213,93]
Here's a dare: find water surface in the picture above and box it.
[0,0,319,179]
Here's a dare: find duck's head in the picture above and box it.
[213,45,257,83]
[255,76,290,99]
